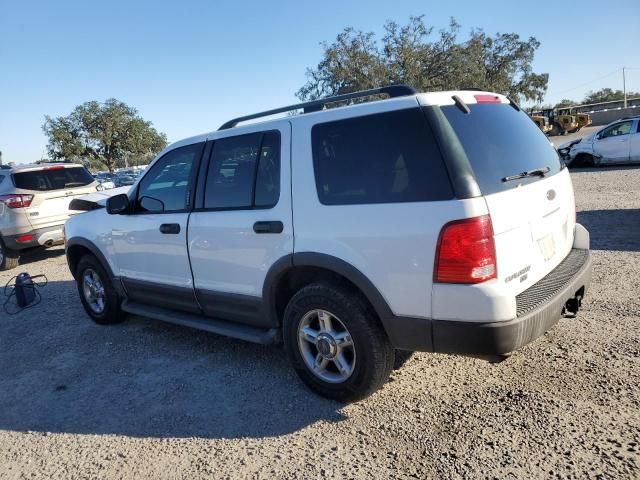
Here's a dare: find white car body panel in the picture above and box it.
[188,121,294,297]
[111,211,193,287]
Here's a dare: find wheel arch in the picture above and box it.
[263,252,394,328]
[66,238,115,281]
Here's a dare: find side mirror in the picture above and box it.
[106,193,130,215]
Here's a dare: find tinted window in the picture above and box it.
[254,132,281,207]
[0,175,4,185]
[311,108,453,205]
[204,131,280,209]
[13,166,94,191]
[136,143,202,213]
[441,104,562,195]
[600,121,633,138]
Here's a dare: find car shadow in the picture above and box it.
[0,280,345,439]
[17,245,66,266]
[577,209,640,252]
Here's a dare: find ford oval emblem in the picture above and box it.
[547,189,556,201]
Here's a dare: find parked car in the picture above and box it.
[113,174,136,187]
[64,86,592,401]
[0,163,98,269]
[94,172,116,190]
[568,116,640,167]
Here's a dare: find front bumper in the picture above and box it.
[3,225,65,250]
[387,248,592,356]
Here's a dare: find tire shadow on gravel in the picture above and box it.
[0,280,346,439]
[577,208,640,252]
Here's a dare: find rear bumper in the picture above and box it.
[387,248,592,356]
[3,225,65,250]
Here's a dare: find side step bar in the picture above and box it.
[121,300,280,345]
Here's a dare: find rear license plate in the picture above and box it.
[537,234,556,261]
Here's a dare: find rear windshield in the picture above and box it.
[441,104,562,195]
[311,108,454,205]
[13,166,94,191]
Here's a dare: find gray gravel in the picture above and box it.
[1,167,639,479]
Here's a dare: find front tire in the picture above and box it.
[283,283,394,402]
[76,254,124,325]
[0,240,19,271]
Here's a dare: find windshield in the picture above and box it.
[13,166,94,191]
[441,104,562,195]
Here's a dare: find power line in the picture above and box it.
[547,68,622,97]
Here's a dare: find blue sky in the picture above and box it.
[1,0,638,164]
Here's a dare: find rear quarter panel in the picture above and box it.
[290,102,489,319]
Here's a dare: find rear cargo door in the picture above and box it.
[441,102,575,296]
[12,166,97,229]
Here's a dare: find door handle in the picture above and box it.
[159,223,181,234]
[253,221,284,234]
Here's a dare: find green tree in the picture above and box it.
[43,99,167,172]
[297,16,549,104]
[583,88,640,104]
[555,98,577,108]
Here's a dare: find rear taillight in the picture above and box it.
[434,215,497,284]
[15,234,34,243]
[0,194,34,208]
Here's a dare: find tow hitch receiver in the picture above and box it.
[563,288,584,318]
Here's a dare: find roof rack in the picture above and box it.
[218,84,417,130]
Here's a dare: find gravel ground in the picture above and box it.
[0,167,639,479]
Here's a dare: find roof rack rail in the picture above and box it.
[218,84,417,130]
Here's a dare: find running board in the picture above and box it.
[121,300,280,345]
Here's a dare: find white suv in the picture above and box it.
[64,86,592,401]
[0,162,98,270]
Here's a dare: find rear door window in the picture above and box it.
[311,108,453,205]
[204,131,281,209]
[13,166,94,191]
[441,104,562,195]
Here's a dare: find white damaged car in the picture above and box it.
[567,116,640,167]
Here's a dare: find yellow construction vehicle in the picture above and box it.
[530,114,552,134]
[536,109,579,136]
[557,107,592,131]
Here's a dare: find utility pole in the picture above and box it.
[623,67,627,108]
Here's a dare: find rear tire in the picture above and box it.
[0,240,19,271]
[76,254,124,325]
[283,283,395,402]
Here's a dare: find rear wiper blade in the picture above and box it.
[501,166,550,182]
[64,182,86,187]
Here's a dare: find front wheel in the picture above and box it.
[550,123,562,136]
[283,283,394,402]
[76,254,124,325]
